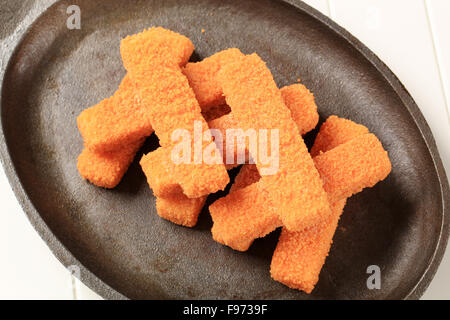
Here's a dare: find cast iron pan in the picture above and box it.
[1,0,449,300]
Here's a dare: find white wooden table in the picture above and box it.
[0,0,449,299]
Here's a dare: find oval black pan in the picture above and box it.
[1,0,449,300]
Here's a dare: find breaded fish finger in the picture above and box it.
[77,48,241,188]
[183,48,245,109]
[78,81,317,191]
[314,133,392,204]
[156,194,207,228]
[77,75,154,153]
[271,131,391,294]
[215,53,330,231]
[78,27,193,153]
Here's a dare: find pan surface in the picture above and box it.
[1,0,449,299]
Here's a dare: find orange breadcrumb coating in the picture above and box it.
[77,75,154,153]
[215,53,330,231]
[202,104,231,122]
[206,83,320,169]
[77,48,244,189]
[79,27,194,153]
[280,84,319,136]
[156,194,207,227]
[271,120,391,293]
[77,104,231,191]
[310,115,369,157]
[140,144,230,199]
[269,120,365,293]
[120,27,194,70]
[212,183,282,251]
[77,138,145,189]
[77,80,319,191]
[217,116,366,263]
[209,84,321,244]
[313,116,371,153]
[212,165,278,252]
[183,48,245,109]
[154,86,320,226]
[120,64,203,148]
[121,29,229,198]
[78,41,320,221]
[314,133,392,204]
[78,49,242,154]
[270,200,347,293]
[211,117,391,253]
[208,113,249,171]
